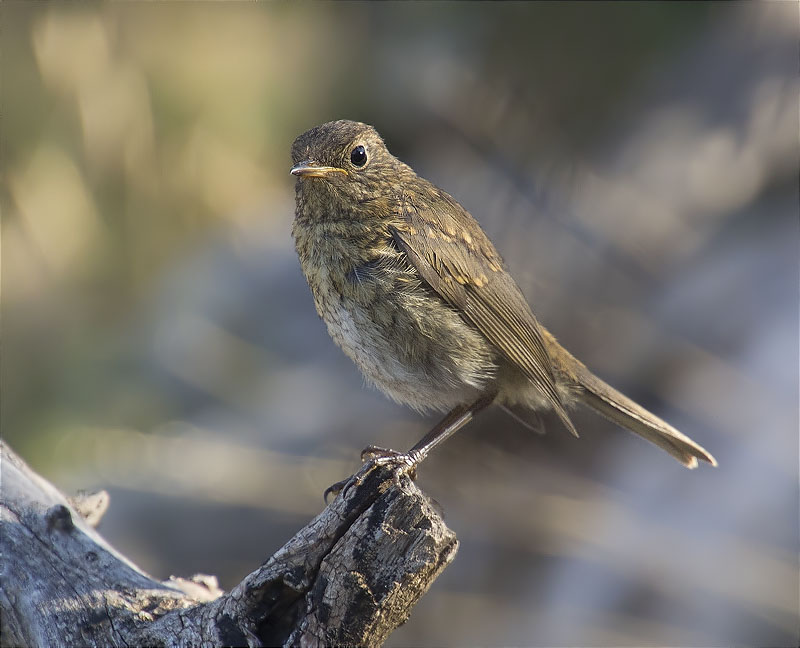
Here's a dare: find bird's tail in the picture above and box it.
[573,365,717,469]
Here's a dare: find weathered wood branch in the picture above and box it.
[0,440,458,647]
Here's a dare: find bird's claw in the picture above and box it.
[361,445,419,473]
[323,477,351,504]
[323,446,422,503]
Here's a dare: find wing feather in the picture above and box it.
[390,189,577,436]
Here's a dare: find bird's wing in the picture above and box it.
[389,188,577,436]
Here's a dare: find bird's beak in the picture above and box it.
[290,161,347,178]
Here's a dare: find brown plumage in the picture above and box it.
[291,120,716,471]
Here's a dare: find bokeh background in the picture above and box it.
[2,2,798,646]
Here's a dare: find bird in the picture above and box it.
[290,119,716,480]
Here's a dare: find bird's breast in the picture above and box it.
[292,211,498,411]
[292,213,395,307]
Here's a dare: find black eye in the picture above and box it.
[350,145,367,167]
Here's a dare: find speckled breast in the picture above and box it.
[293,215,497,412]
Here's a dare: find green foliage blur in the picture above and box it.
[4,3,337,460]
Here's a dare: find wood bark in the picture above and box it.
[0,440,458,647]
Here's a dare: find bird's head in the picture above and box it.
[291,120,406,205]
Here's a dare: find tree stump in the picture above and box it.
[0,440,458,647]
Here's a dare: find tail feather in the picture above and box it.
[575,369,717,469]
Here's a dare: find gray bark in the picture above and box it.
[0,440,458,647]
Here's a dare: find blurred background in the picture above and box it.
[2,2,797,646]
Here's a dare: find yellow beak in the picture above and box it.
[290,162,347,178]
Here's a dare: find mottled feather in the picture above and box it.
[389,189,578,437]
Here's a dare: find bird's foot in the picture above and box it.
[360,445,407,462]
[361,444,420,479]
[323,446,422,504]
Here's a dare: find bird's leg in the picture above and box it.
[324,393,496,503]
[363,391,497,468]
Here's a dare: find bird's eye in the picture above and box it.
[350,145,367,167]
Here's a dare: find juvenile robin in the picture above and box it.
[290,120,716,479]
